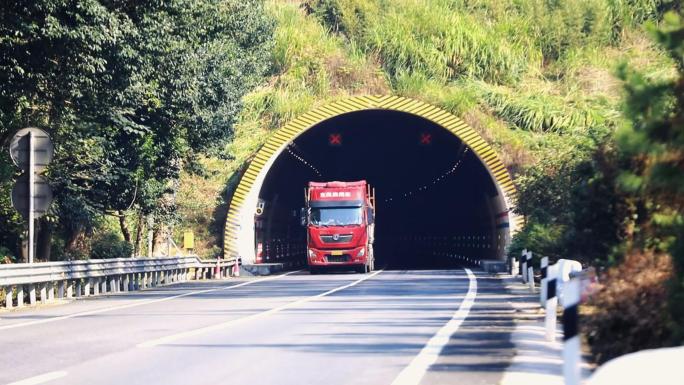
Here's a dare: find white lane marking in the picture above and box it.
[391,268,477,385]
[0,271,301,331]
[7,371,68,385]
[138,269,384,347]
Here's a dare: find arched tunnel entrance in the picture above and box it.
[224,96,520,269]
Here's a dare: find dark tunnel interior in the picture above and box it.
[256,110,502,269]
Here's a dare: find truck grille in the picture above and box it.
[326,254,350,263]
[320,234,353,244]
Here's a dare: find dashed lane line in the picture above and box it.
[6,371,68,385]
[138,269,384,348]
[0,270,302,331]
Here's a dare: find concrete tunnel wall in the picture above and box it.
[223,95,522,265]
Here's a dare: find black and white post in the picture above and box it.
[545,265,557,341]
[540,256,548,307]
[527,251,534,291]
[562,277,581,385]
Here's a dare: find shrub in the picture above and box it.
[586,251,674,364]
[90,232,133,259]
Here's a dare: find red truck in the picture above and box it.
[305,181,376,274]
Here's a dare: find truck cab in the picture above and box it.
[305,181,375,274]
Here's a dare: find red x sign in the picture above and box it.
[329,133,342,146]
[420,133,432,145]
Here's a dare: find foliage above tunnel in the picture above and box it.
[175,0,679,259]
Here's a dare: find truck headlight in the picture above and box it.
[308,249,316,259]
[357,248,365,257]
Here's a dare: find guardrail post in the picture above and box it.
[66,280,73,298]
[84,279,91,296]
[109,276,116,293]
[40,283,47,304]
[563,277,581,385]
[100,277,107,294]
[48,282,54,300]
[28,284,36,305]
[5,287,12,309]
[92,278,100,295]
[123,274,130,292]
[57,280,65,298]
[17,285,24,307]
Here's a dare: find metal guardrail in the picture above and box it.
[0,256,237,309]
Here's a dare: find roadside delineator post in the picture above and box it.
[232,256,240,277]
[521,249,528,283]
[545,266,558,341]
[528,265,535,291]
[540,256,549,307]
[511,255,518,276]
[562,277,581,385]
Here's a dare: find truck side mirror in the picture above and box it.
[300,207,307,226]
[366,207,374,225]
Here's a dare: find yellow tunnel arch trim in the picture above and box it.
[223,95,519,259]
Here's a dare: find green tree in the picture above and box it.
[0,0,273,260]
[616,11,684,341]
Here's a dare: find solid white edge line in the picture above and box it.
[390,268,478,385]
[6,371,68,385]
[0,270,302,331]
[138,269,384,348]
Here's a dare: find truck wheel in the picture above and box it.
[356,266,365,274]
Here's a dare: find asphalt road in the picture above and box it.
[0,268,516,385]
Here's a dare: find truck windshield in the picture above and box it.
[310,207,363,226]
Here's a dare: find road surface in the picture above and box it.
[0,269,517,385]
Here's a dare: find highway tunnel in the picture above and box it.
[224,97,518,270]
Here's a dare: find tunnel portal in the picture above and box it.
[223,96,518,269]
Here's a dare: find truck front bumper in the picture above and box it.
[307,246,367,266]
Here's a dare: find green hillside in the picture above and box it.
[178,0,676,258]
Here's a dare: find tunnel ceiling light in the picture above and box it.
[383,147,470,204]
[286,144,323,177]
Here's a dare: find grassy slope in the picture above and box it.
[177,0,674,258]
